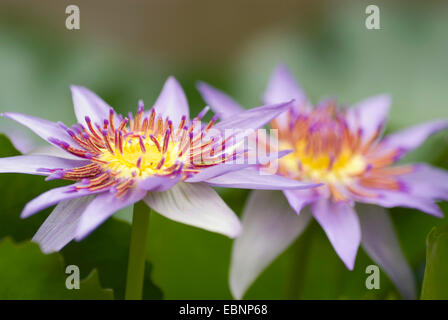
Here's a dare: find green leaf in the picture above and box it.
[71,269,114,300]
[0,237,112,299]
[62,217,163,300]
[421,223,448,299]
[0,133,20,157]
[0,134,162,299]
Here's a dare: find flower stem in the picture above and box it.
[125,201,151,300]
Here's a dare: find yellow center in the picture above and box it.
[279,140,368,184]
[98,135,179,179]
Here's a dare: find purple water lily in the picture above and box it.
[198,65,448,300]
[0,76,317,254]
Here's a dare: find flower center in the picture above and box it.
[47,104,232,197]
[273,102,415,202]
[280,143,368,184]
[276,104,368,185]
[98,133,179,178]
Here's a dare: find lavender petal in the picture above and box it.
[0,155,89,175]
[21,184,104,218]
[152,77,189,127]
[283,188,322,215]
[144,182,242,238]
[197,82,244,119]
[2,112,78,149]
[311,199,361,270]
[75,188,146,240]
[214,100,294,132]
[381,119,448,158]
[263,64,308,128]
[71,85,116,125]
[346,94,391,143]
[203,167,320,190]
[32,196,95,253]
[230,190,312,299]
[357,203,416,299]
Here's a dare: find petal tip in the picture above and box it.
[196,81,212,96]
[273,62,291,75]
[230,288,243,301]
[228,223,243,239]
[69,84,84,92]
[74,225,89,241]
[196,80,207,90]
[345,257,356,270]
[20,207,32,219]
[1,112,13,119]
[165,76,181,87]
[433,209,444,218]
[229,276,245,300]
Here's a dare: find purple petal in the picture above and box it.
[152,77,189,127]
[186,150,292,183]
[357,204,416,299]
[144,182,241,238]
[283,189,322,215]
[263,64,307,106]
[203,167,320,190]
[21,184,104,218]
[381,119,448,158]
[138,175,183,192]
[214,100,294,132]
[32,196,95,253]
[0,128,35,153]
[400,164,448,201]
[196,82,244,119]
[0,155,89,175]
[357,189,443,217]
[71,85,114,125]
[230,190,312,299]
[28,145,83,160]
[2,112,77,148]
[263,64,307,128]
[75,188,146,240]
[185,164,251,183]
[311,199,361,270]
[346,95,391,142]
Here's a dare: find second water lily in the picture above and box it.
[199,65,448,300]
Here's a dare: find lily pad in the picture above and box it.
[0,134,162,299]
[0,237,113,299]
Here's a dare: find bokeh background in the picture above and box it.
[0,0,447,299]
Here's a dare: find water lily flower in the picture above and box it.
[198,65,448,300]
[0,76,316,254]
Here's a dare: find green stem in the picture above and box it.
[286,220,315,299]
[125,201,151,300]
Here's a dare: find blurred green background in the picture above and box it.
[0,0,447,299]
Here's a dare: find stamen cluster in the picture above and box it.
[46,104,238,197]
[274,103,409,201]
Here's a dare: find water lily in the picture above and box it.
[0,76,317,299]
[198,65,448,300]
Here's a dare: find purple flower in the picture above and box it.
[0,76,317,253]
[198,65,448,300]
